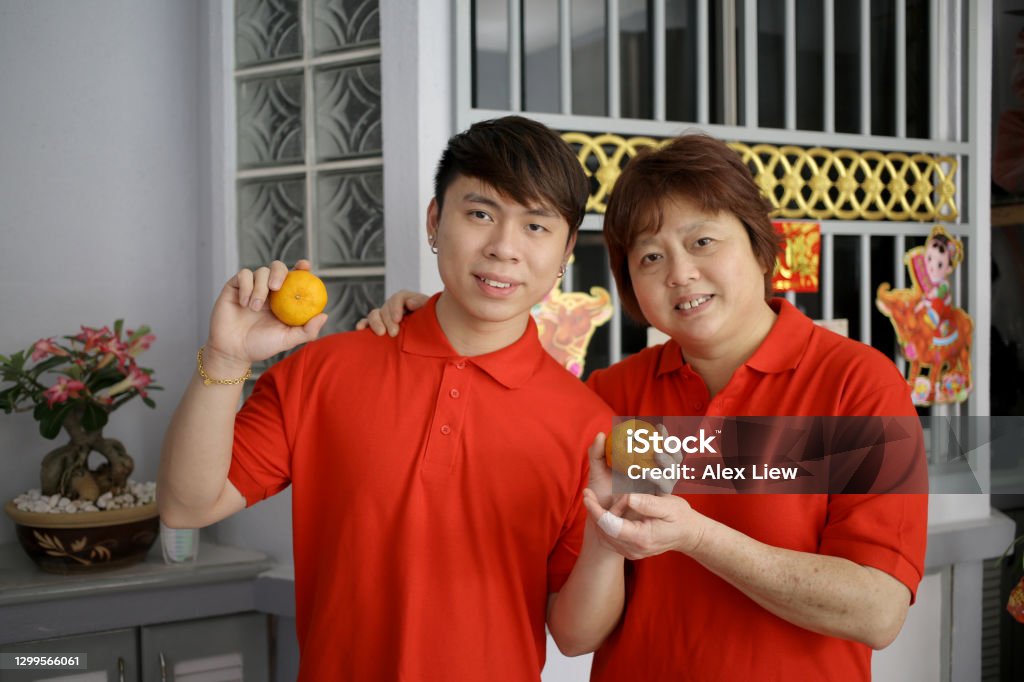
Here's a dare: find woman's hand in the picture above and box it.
[356,290,430,336]
[582,491,708,561]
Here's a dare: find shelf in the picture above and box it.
[0,541,271,608]
[0,542,273,646]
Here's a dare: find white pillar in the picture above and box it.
[381,0,452,295]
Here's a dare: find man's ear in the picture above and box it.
[563,232,578,261]
[426,198,439,243]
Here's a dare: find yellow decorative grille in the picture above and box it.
[561,132,959,222]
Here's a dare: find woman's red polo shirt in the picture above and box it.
[586,298,928,682]
[229,295,612,681]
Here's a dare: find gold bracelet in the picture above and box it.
[196,346,252,386]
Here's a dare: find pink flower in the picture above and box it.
[127,366,153,395]
[31,338,67,361]
[99,366,153,400]
[43,377,88,407]
[97,337,132,369]
[127,332,156,356]
[75,326,112,352]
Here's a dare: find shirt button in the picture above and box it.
[440,424,452,435]
[694,401,705,411]
[455,360,466,369]
[449,388,460,399]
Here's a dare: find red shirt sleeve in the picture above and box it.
[228,347,307,506]
[545,409,612,594]
[546,446,589,593]
[820,378,928,602]
[819,493,927,601]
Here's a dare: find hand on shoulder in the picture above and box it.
[356,290,430,337]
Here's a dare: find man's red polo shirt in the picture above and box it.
[229,294,612,681]
[586,298,928,682]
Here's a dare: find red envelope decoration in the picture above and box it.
[772,221,820,293]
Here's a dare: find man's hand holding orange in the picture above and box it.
[203,259,329,376]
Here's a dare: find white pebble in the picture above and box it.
[10,482,158,514]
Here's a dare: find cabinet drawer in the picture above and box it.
[139,613,268,682]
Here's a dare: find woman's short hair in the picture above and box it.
[603,133,782,323]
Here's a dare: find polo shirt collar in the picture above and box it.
[655,298,812,377]
[657,339,685,376]
[745,298,813,373]
[401,293,546,389]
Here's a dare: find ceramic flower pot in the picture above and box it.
[4,500,159,574]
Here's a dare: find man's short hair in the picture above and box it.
[434,116,588,241]
[603,133,782,323]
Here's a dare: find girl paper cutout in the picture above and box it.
[876,226,973,405]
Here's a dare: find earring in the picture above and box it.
[429,235,438,255]
[557,263,566,278]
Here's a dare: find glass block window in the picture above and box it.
[236,0,302,67]
[234,0,383,373]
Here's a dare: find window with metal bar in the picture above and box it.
[460,0,986,423]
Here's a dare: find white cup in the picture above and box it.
[160,521,199,564]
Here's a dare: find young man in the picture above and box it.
[158,116,618,680]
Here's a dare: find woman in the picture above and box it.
[364,132,927,680]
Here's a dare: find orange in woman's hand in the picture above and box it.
[605,419,659,473]
[270,270,328,326]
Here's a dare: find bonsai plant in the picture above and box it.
[1,321,161,507]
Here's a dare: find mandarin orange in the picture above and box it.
[269,270,328,326]
[604,418,659,473]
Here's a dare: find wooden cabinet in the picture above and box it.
[0,613,268,682]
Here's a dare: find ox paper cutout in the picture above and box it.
[531,257,613,377]
[876,225,973,406]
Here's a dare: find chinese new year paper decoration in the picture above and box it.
[531,259,613,378]
[772,221,821,293]
[876,225,973,406]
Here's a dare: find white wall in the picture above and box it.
[0,0,201,544]
[872,571,945,681]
